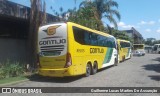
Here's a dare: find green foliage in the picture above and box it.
[0,76,27,84]
[79,0,121,29]
[145,38,160,46]
[0,60,24,79]
[52,0,120,31]
[104,27,133,43]
[67,7,101,30]
[153,40,160,44]
[115,31,133,43]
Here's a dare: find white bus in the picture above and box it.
[153,44,160,54]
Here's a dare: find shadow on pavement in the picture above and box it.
[152,57,160,62]
[142,63,160,81]
[142,64,160,73]
[27,65,115,83]
[97,65,114,72]
[26,74,84,83]
[148,75,160,81]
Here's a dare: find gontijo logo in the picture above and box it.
[47,25,61,35]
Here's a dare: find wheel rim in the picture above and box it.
[86,64,90,76]
[114,59,117,65]
[94,64,97,72]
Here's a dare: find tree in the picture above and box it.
[51,7,67,21]
[67,6,100,30]
[28,0,46,69]
[80,0,121,30]
[109,28,133,43]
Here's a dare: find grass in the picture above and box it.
[0,76,28,85]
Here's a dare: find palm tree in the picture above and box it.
[80,0,120,30]
[51,6,67,21]
[67,6,99,30]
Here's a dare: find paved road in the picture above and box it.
[3,54,160,96]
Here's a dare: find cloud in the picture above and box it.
[109,23,114,27]
[118,22,134,29]
[149,21,155,25]
[156,29,160,33]
[145,29,151,32]
[158,19,160,23]
[139,21,147,25]
[138,20,155,25]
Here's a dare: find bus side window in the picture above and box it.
[84,31,91,45]
[90,33,98,46]
[73,26,86,45]
[113,41,116,49]
[154,46,157,51]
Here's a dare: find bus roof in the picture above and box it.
[40,22,116,39]
[117,39,130,43]
[40,21,66,26]
[154,44,160,45]
[133,44,145,45]
[67,22,115,39]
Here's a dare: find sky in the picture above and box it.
[10,0,160,40]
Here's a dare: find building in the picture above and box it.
[0,0,60,63]
[146,38,156,42]
[124,27,144,44]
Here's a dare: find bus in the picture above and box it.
[117,39,132,62]
[133,44,145,56]
[37,22,118,77]
[153,44,160,54]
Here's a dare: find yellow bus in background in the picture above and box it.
[117,39,132,62]
[133,44,145,56]
[37,22,118,77]
[133,44,144,50]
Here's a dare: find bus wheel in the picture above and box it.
[114,58,118,66]
[86,64,91,77]
[122,56,125,62]
[92,62,98,75]
[129,54,132,59]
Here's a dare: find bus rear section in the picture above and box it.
[117,39,132,62]
[38,23,73,77]
[133,44,145,56]
[153,44,160,54]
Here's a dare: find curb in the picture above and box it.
[0,79,29,87]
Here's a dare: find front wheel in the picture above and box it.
[86,64,91,77]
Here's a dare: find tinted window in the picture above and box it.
[73,26,116,48]
[73,27,85,44]
[120,42,131,48]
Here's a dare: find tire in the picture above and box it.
[129,54,132,59]
[123,56,125,61]
[92,62,98,75]
[114,58,118,66]
[86,64,91,77]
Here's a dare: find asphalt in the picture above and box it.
[1,54,160,96]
